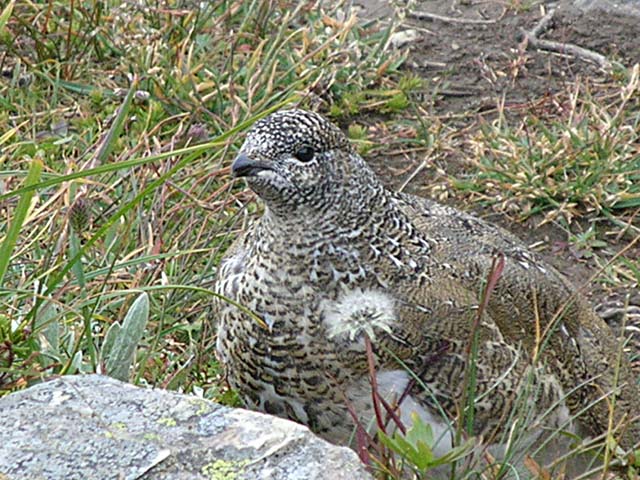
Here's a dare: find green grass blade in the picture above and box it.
[0,121,27,146]
[0,158,43,286]
[25,98,296,324]
[0,96,298,202]
[0,0,15,41]
[90,77,138,166]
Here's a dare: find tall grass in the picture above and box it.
[0,0,401,395]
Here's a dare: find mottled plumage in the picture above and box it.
[213,109,640,464]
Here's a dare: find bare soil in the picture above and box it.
[358,0,640,116]
[354,0,640,304]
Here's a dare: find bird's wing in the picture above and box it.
[377,270,540,439]
[392,192,640,447]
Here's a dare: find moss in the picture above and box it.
[157,417,177,427]
[201,459,250,480]
[190,398,213,416]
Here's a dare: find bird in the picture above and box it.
[213,109,640,472]
[596,293,640,375]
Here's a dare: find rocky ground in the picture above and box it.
[0,375,370,480]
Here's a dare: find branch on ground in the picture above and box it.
[408,9,504,25]
[519,8,613,71]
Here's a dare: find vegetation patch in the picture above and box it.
[0,0,401,396]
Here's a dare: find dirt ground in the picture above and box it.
[358,0,640,115]
[354,0,640,304]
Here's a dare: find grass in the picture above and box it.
[0,0,402,394]
[1,1,640,479]
[453,71,640,293]
[461,69,640,224]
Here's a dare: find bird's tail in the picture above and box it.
[595,291,640,376]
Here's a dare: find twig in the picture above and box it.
[528,8,555,38]
[440,89,479,97]
[377,392,407,435]
[416,60,447,68]
[341,385,376,465]
[398,159,428,193]
[526,37,612,70]
[520,9,612,70]
[409,9,502,25]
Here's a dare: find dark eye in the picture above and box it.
[293,145,315,162]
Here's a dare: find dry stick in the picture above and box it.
[364,335,409,475]
[613,207,640,242]
[408,9,503,24]
[377,395,407,435]
[525,36,612,70]
[398,159,429,193]
[528,8,555,38]
[333,366,379,466]
[520,9,612,70]
[343,397,376,465]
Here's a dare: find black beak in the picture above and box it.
[232,153,272,178]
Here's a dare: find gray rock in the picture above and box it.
[571,0,640,17]
[0,375,371,480]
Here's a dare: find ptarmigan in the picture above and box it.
[214,109,639,470]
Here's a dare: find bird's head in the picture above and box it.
[232,109,379,215]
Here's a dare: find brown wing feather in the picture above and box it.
[396,192,640,447]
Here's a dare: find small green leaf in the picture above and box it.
[68,350,84,374]
[406,411,434,447]
[104,292,150,381]
[35,302,60,353]
[428,438,476,468]
[378,431,420,465]
[35,302,61,367]
[379,413,474,473]
[101,321,122,361]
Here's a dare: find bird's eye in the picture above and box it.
[293,145,315,163]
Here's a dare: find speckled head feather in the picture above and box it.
[241,109,351,159]
[232,109,378,214]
